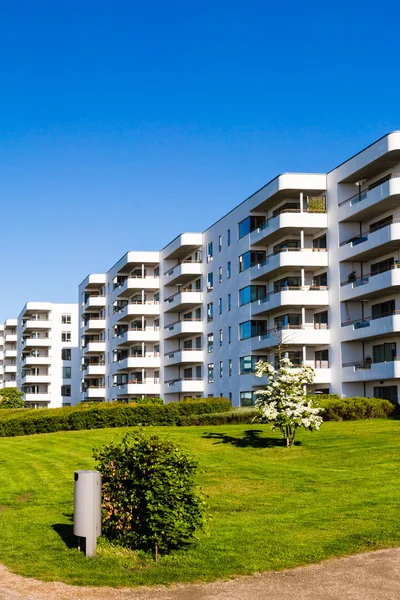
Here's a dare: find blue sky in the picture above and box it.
[0,0,399,320]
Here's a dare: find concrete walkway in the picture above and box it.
[0,548,399,600]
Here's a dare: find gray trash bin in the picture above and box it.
[73,470,102,557]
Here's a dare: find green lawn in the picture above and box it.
[0,420,399,587]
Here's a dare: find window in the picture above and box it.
[228,326,232,344]
[227,229,231,246]
[229,359,232,377]
[314,311,328,329]
[208,363,214,383]
[239,250,266,272]
[62,332,71,342]
[207,302,214,322]
[62,366,71,379]
[207,333,214,353]
[239,320,267,340]
[372,342,396,364]
[239,355,267,374]
[61,314,71,324]
[228,293,232,311]
[61,385,71,397]
[371,257,394,276]
[273,239,300,254]
[61,348,71,360]
[229,392,232,401]
[313,234,327,249]
[369,215,393,234]
[195,336,201,349]
[372,299,395,320]
[219,361,223,378]
[227,261,231,279]
[374,386,398,403]
[207,272,214,291]
[219,329,223,346]
[274,276,300,292]
[238,216,265,239]
[219,298,222,314]
[272,202,299,217]
[239,285,266,306]
[218,235,222,252]
[313,272,328,287]
[275,351,302,367]
[218,266,222,283]
[314,349,329,368]
[183,367,193,379]
[207,242,213,263]
[274,314,301,330]
[240,392,255,407]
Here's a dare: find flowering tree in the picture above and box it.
[254,358,323,447]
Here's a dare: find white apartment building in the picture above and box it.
[78,131,400,406]
[16,303,79,408]
[79,253,160,403]
[2,319,18,389]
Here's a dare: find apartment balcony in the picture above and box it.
[115,382,161,396]
[4,381,17,388]
[113,277,160,298]
[112,329,160,348]
[341,312,400,342]
[83,341,106,354]
[342,359,400,383]
[82,364,106,377]
[250,210,328,246]
[23,393,51,403]
[22,338,51,348]
[115,356,160,370]
[21,374,51,384]
[162,233,203,260]
[82,386,106,400]
[250,248,328,281]
[22,320,51,333]
[112,302,160,325]
[253,363,330,384]
[163,319,203,340]
[164,290,203,313]
[163,261,202,286]
[251,326,330,352]
[83,295,106,311]
[338,173,400,222]
[4,334,17,343]
[164,378,204,394]
[164,349,203,366]
[340,266,400,302]
[4,365,17,373]
[22,356,51,366]
[82,318,106,333]
[251,287,329,316]
[4,350,17,359]
[339,220,400,262]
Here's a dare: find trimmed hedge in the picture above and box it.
[180,408,258,426]
[0,398,231,438]
[317,396,395,421]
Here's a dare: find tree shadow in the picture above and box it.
[202,429,301,448]
[52,513,76,549]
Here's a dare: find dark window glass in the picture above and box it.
[373,386,398,402]
[371,257,394,276]
[372,342,396,363]
[61,349,71,360]
[239,250,266,272]
[239,285,266,306]
[371,300,395,320]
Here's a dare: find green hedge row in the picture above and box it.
[0,398,231,438]
[180,408,257,426]
[317,396,395,421]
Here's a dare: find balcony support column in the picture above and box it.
[301,268,305,287]
[300,229,304,249]
[301,306,306,326]
[300,192,304,212]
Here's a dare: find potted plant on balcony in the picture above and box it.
[348,271,357,283]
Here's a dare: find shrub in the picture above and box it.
[0,398,231,437]
[316,396,395,421]
[180,408,258,426]
[0,388,25,409]
[308,196,326,212]
[93,432,205,558]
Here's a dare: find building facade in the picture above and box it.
[16,303,79,408]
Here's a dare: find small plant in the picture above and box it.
[93,431,206,559]
[348,271,357,282]
[308,196,326,212]
[255,358,323,447]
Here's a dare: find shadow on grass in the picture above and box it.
[202,429,301,448]
[52,513,76,549]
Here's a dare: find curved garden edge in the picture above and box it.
[0,548,399,600]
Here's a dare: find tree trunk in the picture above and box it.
[154,543,158,562]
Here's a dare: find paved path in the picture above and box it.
[0,548,399,600]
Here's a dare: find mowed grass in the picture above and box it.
[0,420,399,586]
